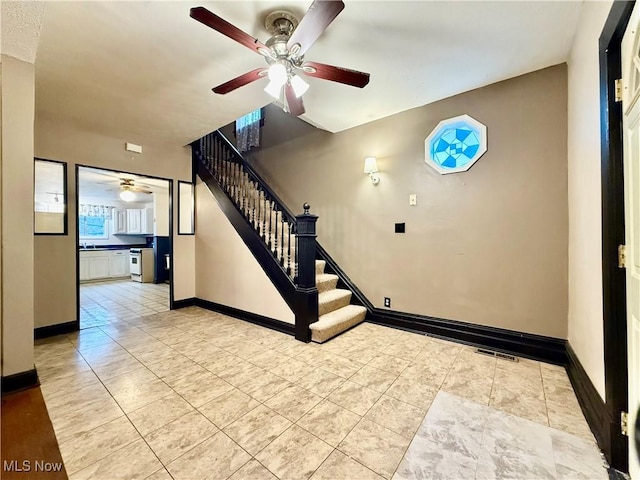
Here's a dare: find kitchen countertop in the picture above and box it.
[79,244,147,251]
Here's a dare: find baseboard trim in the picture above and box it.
[172,297,197,309]
[194,298,295,336]
[368,308,567,364]
[1,369,40,395]
[34,320,79,340]
[566,343,611,461]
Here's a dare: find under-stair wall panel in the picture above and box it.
[194,177,295,324]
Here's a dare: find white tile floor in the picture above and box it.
[80,279,169,328]
[34,303,610,480]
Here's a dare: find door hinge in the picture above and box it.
[615,78,623,103]
[621,411,629,436]
[618,244,627,268]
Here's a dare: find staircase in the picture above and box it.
[314,260,367,343]
[193,130,367,343]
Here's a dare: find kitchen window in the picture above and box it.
[79,215,109,239]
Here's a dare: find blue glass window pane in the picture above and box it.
[430,122,482,170]
[79,216,107,238]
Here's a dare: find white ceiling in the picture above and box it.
[78,167,169,201]
[4,1,583,147]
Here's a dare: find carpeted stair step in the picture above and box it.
[310,304,367,343]
[315,260,326,275]
[319,288,352,316]
[316,273,339,293]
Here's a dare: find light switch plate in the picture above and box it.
[409,194,417,206]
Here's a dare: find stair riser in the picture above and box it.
[319,294,352,316]
[316,278,338,293]
[311,308,367,343]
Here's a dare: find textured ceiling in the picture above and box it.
[5,1,583,146]
[0,1,45,64]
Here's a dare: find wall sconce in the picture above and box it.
[364,157,380,185]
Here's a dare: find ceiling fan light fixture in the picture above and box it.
[264,79,283,99]
[290,74,309,98]
[119,189,136,202]
[267,63,288,86]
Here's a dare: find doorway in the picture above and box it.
[76,166,172,329]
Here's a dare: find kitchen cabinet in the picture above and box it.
[88,255,110,279]
[112,209,127,234]
[126,208,153,235]
[79,257,90,281]
[110,250,129,277]
[79,249,131,282]
[126,209,141,234]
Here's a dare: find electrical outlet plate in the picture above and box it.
[409,194,417,206]
[384,297,391,308]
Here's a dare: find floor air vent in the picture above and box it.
[475,348,518,362]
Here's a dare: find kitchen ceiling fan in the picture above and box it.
[110,179,152,202]
[189,0,370,116]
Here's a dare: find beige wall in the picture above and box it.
[34,118,195,328]
[1,55,36,376]
[195,178,294,324]
[246,65,569,338]
[567,0,613,400]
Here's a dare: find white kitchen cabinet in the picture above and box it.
[88,256,110,279]
[126,209,142,234]
[79,257,90,281]
[110,250,129,277]
[80,249,131,281]
[112,209,127,234]
[126,208,153,235]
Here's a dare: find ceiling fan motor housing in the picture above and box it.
[265,11,302,64]
[265,10,299,36]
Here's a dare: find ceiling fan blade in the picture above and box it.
[284,84,305,117]
[302,61,370,88]
[190,7,269,55]
[286,0,345,56]
[212,68,266,95]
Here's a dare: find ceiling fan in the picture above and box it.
[116,179,152,202]
[189,0,370,116]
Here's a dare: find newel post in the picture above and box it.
[294,203,318,342]
[296,203,318,288]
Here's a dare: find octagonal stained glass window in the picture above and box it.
[425,114,487,174]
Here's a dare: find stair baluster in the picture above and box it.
[193,130,331,342]
[273,204,278,256]
[280,216,285,266]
